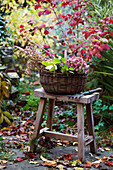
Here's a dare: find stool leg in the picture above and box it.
[47,99,55,130]
[77,103,85,162]
[86,103,96,153]
[30,98,46,152]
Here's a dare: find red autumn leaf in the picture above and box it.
[104,161,113,166]
[24,91,32,95]
[64,153,72,160]
[35,4,41,10]
[20,24,24,28]
[84,164,92,168]
[44,10,51,15]
[17,157,24,162]
[70,20,76,27]
[44,29,49,35]
[38,11,44,17]
[39,23,46,29]
[20,28,25,33]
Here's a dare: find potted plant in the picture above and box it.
[18,0,110,94]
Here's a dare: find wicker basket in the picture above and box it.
[40,66,88,95]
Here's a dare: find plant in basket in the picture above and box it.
[18,0,111,94]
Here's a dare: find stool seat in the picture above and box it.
[30,88,99,162]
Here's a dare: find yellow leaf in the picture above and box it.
[76,159,82,165]
[70,161,76,166]
[4,116,11,125]
[74,167,84,170]
[29,161,38,164]
[95,156,101,160]
[0,113,3,124]
[40,155,56,165]
[1,128,11,131]
[57,164,64,170]
[3,111,12,119]
[73,142,78,145]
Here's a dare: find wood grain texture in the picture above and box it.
[77,103,85,162]
[47,99,55,130]
[34,88,99,104]
[30,98,46,152]
[44,131,78,142]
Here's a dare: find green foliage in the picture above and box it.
[0,73,13,126]
[89,0,113,18]
[93,99,113,130]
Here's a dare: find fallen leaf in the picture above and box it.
[104,147,110,151]
[74,167,84,170]
[29,161,38,164]
[25,152,37,159]
[16,157,24,162]
[64,153,72,160]
[1,128,11,131]
[98,147,104,152]
[57,142,62,146]
[95,163,102,168]
[40,155,56,165]
[57,164,64,170]
[104,161,113,166]
[92,159,102,164]
[85,161,93,167]
[95,156,101,160]
[0,160,7,164]
[70,161,76,166]
[43,162,57,167]
[0,165,7,169]
[76,159,82,165]
[73,142,78,145]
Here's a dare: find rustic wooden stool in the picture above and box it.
[30,88,100,162]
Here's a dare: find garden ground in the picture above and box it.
[0,132,113,169]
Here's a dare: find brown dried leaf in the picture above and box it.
[43,162,57,167]
[64,153,72,160]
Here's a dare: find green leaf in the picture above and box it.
[69,67,74,71]
[53,58,61,64]
[0,113,4,124]
[61,58,66,63]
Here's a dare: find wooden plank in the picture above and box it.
[34,88,99,104]
[44,131,78,142]
[30,98,46,152]
[85,136,93,146]
[86,103,97,153]
[47,99,55,130]
[38,127,49,138]
[77,103,85,162]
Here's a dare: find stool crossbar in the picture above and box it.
[30,88,99,162]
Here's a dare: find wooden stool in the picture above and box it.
[30,88,99,162]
